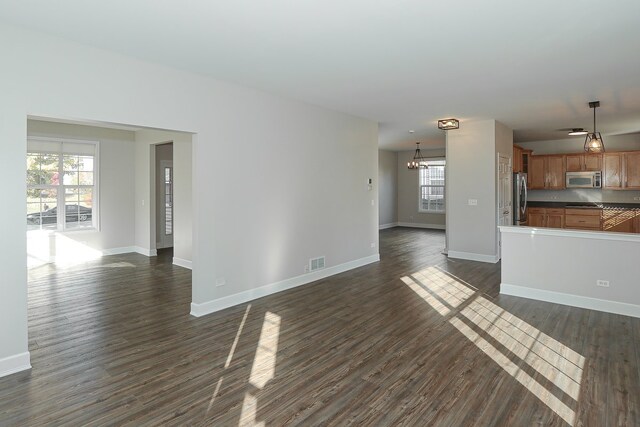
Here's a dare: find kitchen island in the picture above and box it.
[499,225,640,318]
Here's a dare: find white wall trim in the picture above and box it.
[102,246,137,256]
[396,222,446,230]
[0,352,31,378]
[134,247,157,257]
[379,222,398,230]
[191,254,380,317]
[501,283,640,319]
[448,250,499,264]
[173,257,192,270]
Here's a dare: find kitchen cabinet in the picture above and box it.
[566,154,602,172]
[625,152,640,189]
[564,208,601,231]
[513,145,523,173]
[527,207,565,229]
[513,146,533,175]
[602,208,640,233]
[603,152,640,190]
[528,155,565,189]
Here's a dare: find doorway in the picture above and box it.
[155,143,174,250]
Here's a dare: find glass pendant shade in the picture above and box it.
[584,132,604,153]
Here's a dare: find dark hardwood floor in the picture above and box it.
[1,228,639,426]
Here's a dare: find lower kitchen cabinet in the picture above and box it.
[564,209,602,231]
[602,208,640,233]
[527,207,565,229]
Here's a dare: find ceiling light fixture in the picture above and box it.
[438,118,459,130]
[584,101,605,153]
[407,142,428,170]
[568,128,588,136]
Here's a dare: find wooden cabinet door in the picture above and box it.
[522,150,532,174]
[527,208,546,227]
[513,146,522,173]
[529,156,546,189]
[603,153,623,189]
[546,213,564,229]
[583,154,602,171]
[546,155,566,189]
[565,155,583,172]
[624,152,640,189]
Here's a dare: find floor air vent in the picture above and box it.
[309,256,325,272]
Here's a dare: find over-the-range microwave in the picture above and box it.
[566,171,602,188]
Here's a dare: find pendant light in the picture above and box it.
[407,142,428,169]
[584,101,605,153]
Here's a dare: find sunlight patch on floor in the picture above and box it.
[403,266,584,426]
[249,311,281,389]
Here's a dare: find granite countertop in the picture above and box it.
[528,201,640,209]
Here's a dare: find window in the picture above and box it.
[419,159,445,213]
[26,138,99,231]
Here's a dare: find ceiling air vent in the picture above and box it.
[309,256,325,272]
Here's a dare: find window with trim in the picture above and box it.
[419,159,445,213]
[26,138,98,231]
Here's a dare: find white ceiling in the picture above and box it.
[2,0,640,150]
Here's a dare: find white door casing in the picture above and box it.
[497,154,512,258]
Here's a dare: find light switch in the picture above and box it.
[468,199,478,206]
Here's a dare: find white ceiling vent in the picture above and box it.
[309,256,325,272]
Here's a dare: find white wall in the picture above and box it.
[518,134,640,203]
[378,150,397,227]
[446,120,512,262]
[501,226,640,318]
[0,24,378,370]
[397,149,446,228]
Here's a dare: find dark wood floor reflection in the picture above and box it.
[1,228,639,426]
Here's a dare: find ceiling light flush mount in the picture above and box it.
[437,118,459,130]
[584,101,605,153]
[568,128,588,136]
[408,142,428,170]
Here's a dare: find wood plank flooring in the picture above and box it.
[1,228,639,426]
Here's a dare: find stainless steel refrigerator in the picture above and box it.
[513,173,528,225]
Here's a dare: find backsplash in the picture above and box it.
[528,189,640,203]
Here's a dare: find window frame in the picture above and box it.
[418,158,446,214]
[27,137,100,232]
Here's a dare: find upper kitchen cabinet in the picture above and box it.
[566,153,602,172]
[512,145,532,174]
[625,152,640,189]
[603,152,640,189]
[513,145,523,173]
[529,155,565,189]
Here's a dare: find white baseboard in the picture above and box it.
[134,247,157,257]
[173,257,192,270]
[191,253,380,317]
[501,283,640,319]
[102,246,137,256]
[447,250,499,264]
[379,222,398,230]
[396,222,446,230]
[0,352,31,378]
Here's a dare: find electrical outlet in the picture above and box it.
[371,242,376,248]
[215,277,226,287]
[596,280,609,288]
[634,197,640,201]
[468,199,478,206]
